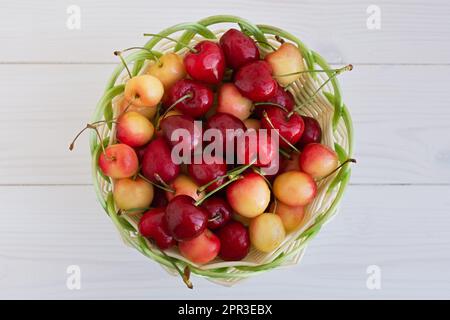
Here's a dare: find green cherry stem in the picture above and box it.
[262,110,300,154]
[156,92,193,130]
[138,173,175,193]
[69,122,114,156]
[113,51,132,78]
[279,148,291,159]
[143,33,198,53]
[194,176,243,207]
[253,102,288,113]
[287,64,353,118]
[274,64,353,78]
[318,158,357,182]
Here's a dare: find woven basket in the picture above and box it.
[89,15,354,287]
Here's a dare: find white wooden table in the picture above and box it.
[1,0,449,299]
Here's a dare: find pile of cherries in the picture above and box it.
[89,28,348,265]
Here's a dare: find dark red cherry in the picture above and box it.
[206,112,246,157]
[236,129,278,168]
[141,136,180,183]
[165,195,208,241]
[216,221,250,261]
[139,208,176,250]
[151,188,169,208]
[234,60,277,102]
[201,197,233,230]
[160,114,202,152]
[254,84,295,117]
[260,107,305,148]
[187,155,227,192]
[219,29,260,70]
[297,116,322,148]
[184,41,225,85]
[166,79,214,118]
[134,143,148,162]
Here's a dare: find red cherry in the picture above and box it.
[166,79,213,118]
[160,114,202,152]
[219,29,260,70]
[187,155,227,192]
[139,208,175,250]
[260,107,305,148]
[184,41,225,85]
[141,137,180,183]
[234,60,277,102]
[206,112,246,156]
[165,195,208,241]
[254,84,295,117]
[236,129,278,168]
[201,197,232,229]
[151,188,169,208]
[297,116,322,148]
[216,221,250,261]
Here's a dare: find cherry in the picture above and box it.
[98,144,139,179]
[236,129,278,168]
[219,28,260,70]
[178,229,220,264]
[141,136,180,183]
[151,187,169,208]
[139,208,176,250]
[165,195,208,241]
[254,84,295,118]
[160,114,202,152]
[184,41,225,85]
[187,155,227,192]
[216,221,250,261]
[234,60,277,102]
[298,143,338,179]
[206,112,246,156]
[166,79,213,118]
[260,107,304,148]
[201,197,232,230]
[297,116,322,148]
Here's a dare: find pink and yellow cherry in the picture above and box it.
[146,52,186,91]
[124,74,164,108]
[184,41,225,85]
[178,229,220,264]
[165,195,208,241]
[265,42,306,87]
[116,111,154,147]
[166,79,213,118]
[270,202,305,232]
[187,155,227,192]
[234,60,277,102]
[160,114,202,152]
[166,174,204,202]
[113,177,154,212]
[249,213,285,253]
[98,143,139,179]
[220,28,260,70]
[226,172,270,218]
[243,118,260,130]
[260,107,304,148]
[217,83,253,121]
[139,207,175,249]
[119,97,157,120]
[299,143,338,179]
[273,171,317,206]
[201,197,232,230]
[297,117,322,148]
[216,221,250,261]
[141,136,180,183]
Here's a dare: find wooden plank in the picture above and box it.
[1,64,449,185]
[0,185,449,299]
[0,0,449,64]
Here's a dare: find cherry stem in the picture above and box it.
[275,35,285,44]
[156,92,193,129]
[138,173,175,193]
[197,161,256,193]
[69,122,114,159]
[254,40,277,51]
[279,148,291,159]
[253,102,288,113]
[274,64,353,78]
[121,207,150,214]
[154,173,175,193]
[115,47,161,67]
[208,214,222,223]
[114,51,132,79]
[287,64,353,118]
[194,175,243,207]
[319,158,357,181]
[262,110,300,153]
[143,33,197,53]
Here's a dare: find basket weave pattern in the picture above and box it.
[89,16,354,286]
